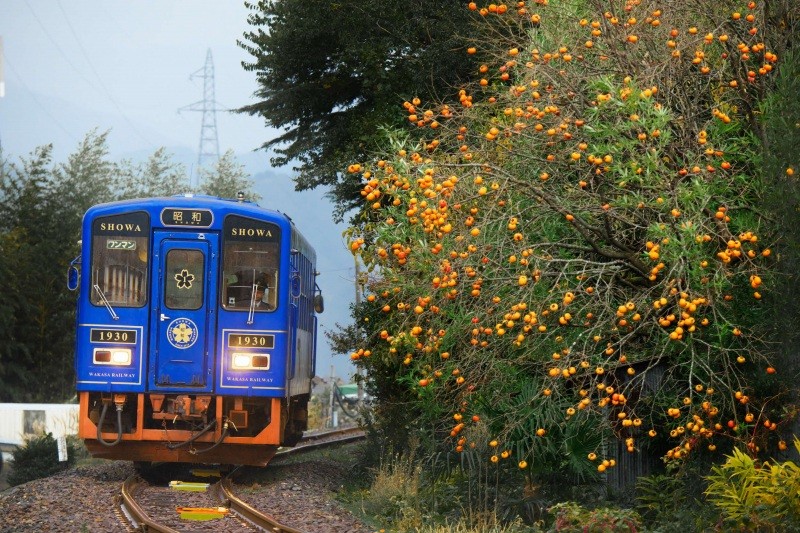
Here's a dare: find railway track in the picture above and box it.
[272,426,364,459]
[116,427,364,532]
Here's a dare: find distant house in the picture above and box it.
[336,383,372,405]
[0,403,79,448]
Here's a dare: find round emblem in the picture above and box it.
[166,318,198,349]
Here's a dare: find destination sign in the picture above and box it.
[161,208,213,228]
[90,328,138,344]
[93,211,149,237]
[228,333,275,349]
[224,215,280,243]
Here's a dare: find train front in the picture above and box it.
[71,196,317,466]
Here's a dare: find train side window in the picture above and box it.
[90,235,148,308]
[164,249,205,310]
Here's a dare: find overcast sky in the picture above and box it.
[0,1,273,160]
[0,1,359,382]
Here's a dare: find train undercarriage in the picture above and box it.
[77,391,309,466]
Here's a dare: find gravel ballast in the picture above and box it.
[0,447,375,533]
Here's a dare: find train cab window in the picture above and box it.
[90,212,149,308]
[222,215,281,312]
[164,249,205,310]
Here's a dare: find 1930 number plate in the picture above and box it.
[90,328,138,344]
[228,334,274,348]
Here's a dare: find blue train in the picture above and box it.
[68,194,322,466]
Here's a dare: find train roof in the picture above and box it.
[85,194,289,222]
[83,194,316,260]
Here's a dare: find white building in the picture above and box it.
[0,403,79,448]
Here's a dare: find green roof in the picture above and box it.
[337,384,359,395]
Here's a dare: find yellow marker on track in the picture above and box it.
[176,506,229,521]
[190,468,222,478]
[169,480,210,491]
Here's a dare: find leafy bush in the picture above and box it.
[66,434,93,465]
[415,519,537,533]
[547,502,641,533]
[704,438,800,531]
[635,471,715,532]
[360,453,422,523]
[7,433,76,486]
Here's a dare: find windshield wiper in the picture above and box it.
[247,283,257,325]
[93,284,119,321]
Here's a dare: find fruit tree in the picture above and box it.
[345,0,798,485]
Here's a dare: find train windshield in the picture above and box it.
[90,212,149,308]
[221,215,281,312]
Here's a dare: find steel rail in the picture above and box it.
[215,477,305,533]
[120,475,181,533]
[297,426,363,441]
[116,427,363,532]
[274,427,365,458]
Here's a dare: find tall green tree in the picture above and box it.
[55,129,116,207]
[197,149,261,202]
[0,145,78,401]
[237,0,481,219]
[115,147,189,199]
[0,148,34,401]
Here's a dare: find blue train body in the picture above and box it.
[71,195,321,465]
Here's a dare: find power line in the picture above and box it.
[0,35,5,99]
[23,0,100,95]
[2,53,77,144]
[52,0,155,149]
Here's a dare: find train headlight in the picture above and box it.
[112,350,132,364]
[231,353,270,370]
[233,354,252,368]
[93,348,132,365]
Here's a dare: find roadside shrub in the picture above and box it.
[7,433,76,486]
[415,518,537,533]
[307,392,325,431]
[636,470,715,532]
[547,502,641,533]
[360,453,422,524]
[66,434,92,465]
[704,437,800,531]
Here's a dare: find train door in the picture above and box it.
[149,232,218,390]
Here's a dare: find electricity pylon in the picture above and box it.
[179,49,223,184]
